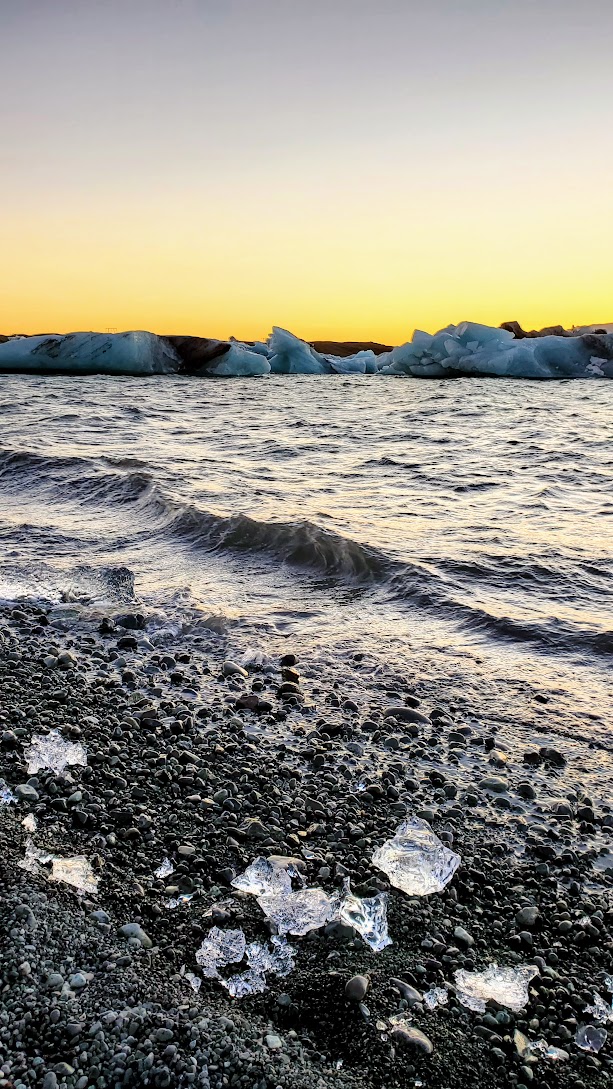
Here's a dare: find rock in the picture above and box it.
[118,922,152,948]
[515,906,539,929]
[478,776,508,794]
[454,925,474,948]
[384,706,429,726]
[345,975,369,1001]
[15,783,39,802]
[223,661,248,678]
[57,650,77,668]
[391,1025,433,1054]
[389,978,422,1005]
[265,1034,282,1050]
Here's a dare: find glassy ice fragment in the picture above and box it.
[258,886,335,936]
[454,964,538,1012]
[221,969,267,998]
[155,858,175,879]
[605,975,613,993]
[19,839,98,893]
[575,1024,607,1052]
[195,927,246,978]
[584,993,613,1023]
[424,986,449,1010]
[372,818,460,896]
[180,967,201,993]
[231,856,293,897]
[0,780,16,804]
[25,730,87,776]
[337,879,392,951]
[22,813,37,832]
[246,937,295,978]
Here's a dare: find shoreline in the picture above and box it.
[1,601,611,1089]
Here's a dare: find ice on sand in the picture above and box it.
[575,1024,608,1053]
[25,730,87,776]
[19,840,99,894]
[371,817,460,896]
[514,1030,568,1062]
[424,986,449,1011]
[232,856,335,937]
[584,992,613,1023]
[0,780,16,804]
[154,857,175,879]
[232,857,390,948]
[337,879,391,952]
[454,964,538,1012]
[195,927,246,979]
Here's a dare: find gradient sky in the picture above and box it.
[1,0,612,342]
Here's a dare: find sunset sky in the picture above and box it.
[2,0,612,343]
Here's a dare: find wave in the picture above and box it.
[0,445,610,658]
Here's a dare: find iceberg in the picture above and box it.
[268,327,332,375]
[371,817,461,896]
[0,331,178,376]
[2,323,611,379]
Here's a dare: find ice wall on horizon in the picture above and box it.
[1,322,612,379]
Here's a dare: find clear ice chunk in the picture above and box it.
[231,856,293,897]
[25,730,87,776]
[605,975,613,993]
[575,1024,608,1053]
[424,986,449,1010]
[0,780,16,804]
[371,817,461,896]
[515,1030,569,1062]
[195,927,246,978]
[22,813,37,832]
[246,937,295,978]
[584,992,613,1023]
[155,857,175,879]
[19,840,99,893]
[454,964,538,1012]
[221,969,267,998]
[337,879,392,952]
[258,886,335,936]
[180,966,202,992]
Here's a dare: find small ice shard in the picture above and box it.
[180,966,202,993]
[232,856,333,937]
[195,927,246,978]
[19,841,53,875]
[155,857,175,879]
[454,964,538,1012]
[165,892,195,909]
[22,813,37,832]
[221,969,267,998]
[258,886,335,936]
[515,1031,568,1062]
[575,1024,607,1053]
[584,992,613,1023]
[231,856,295,897]
[25,730,87,776]
[337,879,392,952]
[423,986,449,1011]
[371,817,460,896]
[0,780,16,804]
[246,936,295,978]
[605,975,613,993]
[50,855,99,894]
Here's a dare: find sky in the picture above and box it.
[1,0,612,343]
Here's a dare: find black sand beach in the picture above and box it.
[1,602,611,1089]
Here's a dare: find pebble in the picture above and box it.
[118,923,152,948]
[391,1025,433,1054]
[345,975,369,1001]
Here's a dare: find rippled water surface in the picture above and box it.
[1,374,612,737]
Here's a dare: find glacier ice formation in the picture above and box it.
[1,322,611,379]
